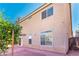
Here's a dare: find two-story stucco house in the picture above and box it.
[17,3,73,54]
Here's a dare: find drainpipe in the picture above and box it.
[69,3,73,37]
[66,3,73,54]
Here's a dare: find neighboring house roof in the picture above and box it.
[17,3,52,23]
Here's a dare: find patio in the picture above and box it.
[5,45,79,56]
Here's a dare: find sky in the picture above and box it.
[0,3,43,23]
[72,3,79,32]
[0,3,79,32]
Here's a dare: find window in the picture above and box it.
[42,10,46,19]
[47,7,53,17]
[41,7,53,19]
[29,39,32,44]
[40,31,53,45]
[28,35,32,44]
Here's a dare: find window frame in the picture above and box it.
[41,10,46,19]
[41,7,53,19]
[40,30,53,46]
[47,7,53,17]
[28,35,32,44]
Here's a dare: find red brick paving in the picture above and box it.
[6,46,79,56]
[67,50,79,56]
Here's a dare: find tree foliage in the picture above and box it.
[0,12,22,55]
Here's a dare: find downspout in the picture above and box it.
[69,3,73,37]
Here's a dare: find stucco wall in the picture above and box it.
[19,3,72,54]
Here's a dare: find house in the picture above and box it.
[17,3,73,54]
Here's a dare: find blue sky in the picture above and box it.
[0,3,78,32]
[0,3,43,23]
[71,3,79,32]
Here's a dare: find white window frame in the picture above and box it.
[41,7,53,19]
[28,34,32,44]
[40,30,53,47]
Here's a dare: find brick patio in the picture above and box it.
[5,45,79,56]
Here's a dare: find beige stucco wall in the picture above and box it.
[19,3,72,54]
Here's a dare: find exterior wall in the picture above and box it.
[19,3,72,54]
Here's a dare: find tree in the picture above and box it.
[0,12,22,55]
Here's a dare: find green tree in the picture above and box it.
[0,12,22,55]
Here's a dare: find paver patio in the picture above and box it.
[5,45,79,56]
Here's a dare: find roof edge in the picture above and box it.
[17,3,52,23]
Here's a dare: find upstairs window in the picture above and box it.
[42,10,46,19]
[41,7,53,19]
[47,7,53,17]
